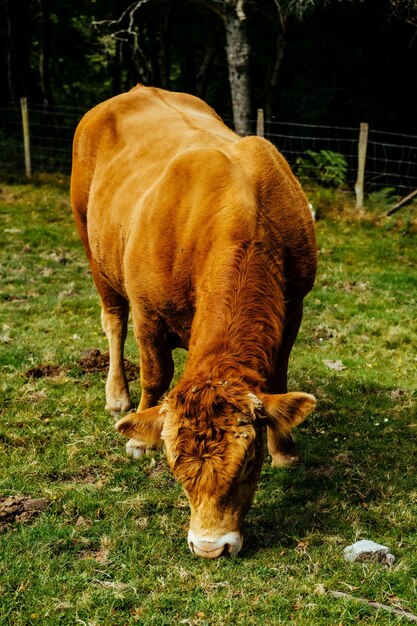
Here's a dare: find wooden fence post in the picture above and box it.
[256,108,264,137]
[355,122,368,209]
[20,97,32,178]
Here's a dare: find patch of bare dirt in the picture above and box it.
[0,495,49,532]
[77,348,139,381]
[310,465,336,479]
[24,348,139,382]
[77,348,110,372]
[26,364,63,379]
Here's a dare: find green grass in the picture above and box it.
[0,180,416,625]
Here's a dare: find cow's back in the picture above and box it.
[71,86,241,294]
[71,85,315,306]
[71,85,238,220]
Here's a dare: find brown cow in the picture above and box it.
[71,85,316,558]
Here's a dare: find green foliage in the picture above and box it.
[1,0,417,136]
[296,149,349,188]
[305,185,351,220]
[0,181,417,625]
[366,187,398,210]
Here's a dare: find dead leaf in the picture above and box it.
[58,283,76,299]
[4,227,22,233]
[334,452,351,465]
[131,608,144,622]
[1,332,12,344]
[91,579,129,590]
[343,281,369,292]
[296,540,309,553]
[49,252,68,265]
[341,583,361,592]
[323,359,346,371]
[23,390,47,403]
[311,465,335,478]
[390,389,405,399]
[41,267,55,277]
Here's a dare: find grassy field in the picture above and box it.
[0,179,416,625]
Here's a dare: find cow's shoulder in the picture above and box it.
[232,136,294,185]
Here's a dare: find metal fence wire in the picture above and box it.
[265,120,359,187]
[264,120,417,194]
[0,101,84,176]
[1,101,416,196]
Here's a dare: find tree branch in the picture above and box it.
[199,0,227,20]
[328,590,417,622]
[390,0,417,27]
[272,0,287,35]
[92,0,153,81]
[234,0,247,21]
[200,0,247,22]
[387,188,417,216]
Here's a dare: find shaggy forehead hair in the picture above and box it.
[162,380,260,498]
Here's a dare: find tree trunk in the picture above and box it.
[38,0,53,105]
[265,1,287,120]
[224,1,251,135]
[112,39,123,95]
[196,34,220,98]
[181,37,197,94]
[147,20,163,86]
[6,0,31,100]
[160,0,173,89]
[6,0,15,101]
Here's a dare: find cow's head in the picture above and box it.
[116,380,315,558]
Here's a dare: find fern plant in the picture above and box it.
[296,149,348,188]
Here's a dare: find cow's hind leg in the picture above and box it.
[71,196,133,417]
[267,302,304,467]
[100,294,132,416]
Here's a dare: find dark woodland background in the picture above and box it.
[1,0,416,131]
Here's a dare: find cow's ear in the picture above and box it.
[258,392,316,432]
[115,406,165,447]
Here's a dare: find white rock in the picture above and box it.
[344,540,395,566]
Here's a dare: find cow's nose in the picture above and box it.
[188,530,243,558]
[190,540,226,559]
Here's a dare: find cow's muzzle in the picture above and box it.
[187,530,243,558]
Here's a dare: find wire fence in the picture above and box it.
[1,100,417,197]
[265,120,359,187]
[264,120,417,194]
[0,101,84,176]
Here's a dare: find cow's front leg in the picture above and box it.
[125,315,174,459]
[101,300,132,416]
[267,302,303,467]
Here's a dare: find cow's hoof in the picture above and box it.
[270,453,302,468]
[105,397,133,418]
[126,438,148,459]
[108,408,133,421]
